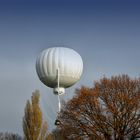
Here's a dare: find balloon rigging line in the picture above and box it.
[57,68,61,112]
[58,94,61,112]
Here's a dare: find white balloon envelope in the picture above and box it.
[36,47,83,95]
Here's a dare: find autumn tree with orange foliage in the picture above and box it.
[56,75,140,140]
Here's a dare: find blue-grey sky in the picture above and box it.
[0,0,140,135]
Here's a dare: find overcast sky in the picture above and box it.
[0,0,140,135]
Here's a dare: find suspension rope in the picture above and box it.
[58,94,61,112]
[55,68,62,125]
[57,68,61,112]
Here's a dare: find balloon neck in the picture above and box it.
[53,87,65,95]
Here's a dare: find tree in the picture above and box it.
[23,90,48,140]
[57,75,140,140]
[0,132,23,140]
[47,129,65,140]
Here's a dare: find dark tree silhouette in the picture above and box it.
[0,132,23,140]
[56,75,140,140]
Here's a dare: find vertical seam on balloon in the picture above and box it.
[43,50,48,77]
[40,51,44,78]
[53,47,57,76]
[47,49,51,76]
[36,55,41,78]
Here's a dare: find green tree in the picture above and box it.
[23,90,48,140]
[57,75,140,140]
